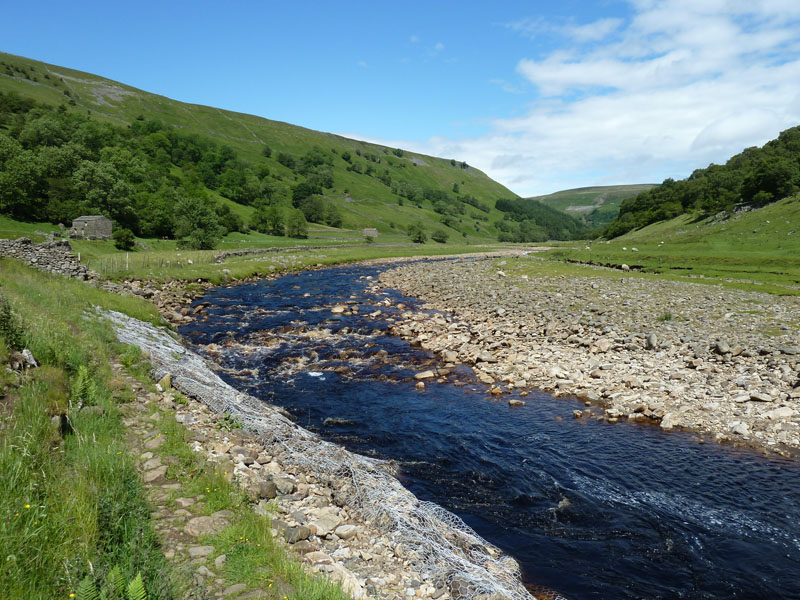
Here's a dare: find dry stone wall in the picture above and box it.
[0,237,97,280]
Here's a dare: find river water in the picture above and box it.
[180,263,800,600]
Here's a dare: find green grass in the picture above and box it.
[0,259,355,599]
[66,234,502,283]
[0,261,172,599]
[543,196,800,294]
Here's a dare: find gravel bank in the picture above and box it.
[377,257,800,456]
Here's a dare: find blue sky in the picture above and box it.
[3,1,800,196]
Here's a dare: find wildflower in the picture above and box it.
[24,504,30,510]
[69,594,75,598]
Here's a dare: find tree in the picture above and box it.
[261,145,272,158]
[431,229,449,243]
[286,209,308,238]
[408,221,427,243]
[251,201,285,235]
[174,193,224,249]
[265,205,285,235]
[112,227,136,250]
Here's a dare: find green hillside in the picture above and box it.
[0,52,519,244]
[530,184,656,228]
[547,196,800,294]
[603,126,800,238]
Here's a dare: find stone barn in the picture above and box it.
[70,215,112,240]
[363,228,379,239]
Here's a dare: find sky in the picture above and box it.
[2,0,800,197]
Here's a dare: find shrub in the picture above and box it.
[0,294,24,350]
[431,229,449,243]
[113,228,136,251]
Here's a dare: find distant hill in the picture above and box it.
[0,52,523,244]
[530,184,656,229]
[603,127,800,238]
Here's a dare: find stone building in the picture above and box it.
[363,228,379,239]
[69,215,112,240]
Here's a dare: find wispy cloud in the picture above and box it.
[352,1,800,196]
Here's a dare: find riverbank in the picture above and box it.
[105,308,533,600]
[377,256,800,456]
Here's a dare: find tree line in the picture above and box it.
[493,197,589,242]
[604,126,800,238]
[0,92,349,247]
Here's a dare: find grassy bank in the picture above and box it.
[544,196,800,295]
[0,259,169,598]
[0,259,349,599]
[71,238,502,283]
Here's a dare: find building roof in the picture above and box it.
[73,215,110,222]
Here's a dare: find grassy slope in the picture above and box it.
[0,259,353,599]
[531,184,656,226]
[546,196,800,294]
[0,52,513,241]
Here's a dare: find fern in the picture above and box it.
[70,364,99,409]
[101,565,125,600]
[126,572,147,600]
[76,576,100,600]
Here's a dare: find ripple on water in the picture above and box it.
[181,263,800,600]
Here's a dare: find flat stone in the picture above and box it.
[175,497,196,509]
[304,551,334,565]
[188,545,215,558]
[185,512,231,537]
[749,391,773,402]
[142,457,162,470]
[215,554,228,569]
[144,435,165,450]
[284,526,311,543]
[273,475,296,495]
[334,524,358,540]
[414,370,436,380]
[766,406,794,420]
[195,565,215,578]
[222,583,247,596]
[143,466,168,485]
[508,399,526,407]
[310,509,342,537]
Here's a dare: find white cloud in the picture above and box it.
[354,1,800,196]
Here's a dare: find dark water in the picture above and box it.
[180,263,800,600]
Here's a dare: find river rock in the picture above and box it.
[749,391,773,402]
[185,511,232,537]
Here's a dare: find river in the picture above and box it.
[180,262,800,600]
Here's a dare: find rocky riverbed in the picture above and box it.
[377,257,800,455]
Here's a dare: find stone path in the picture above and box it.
[113,361,287,600]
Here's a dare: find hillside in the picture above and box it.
[0,52,522,244]
[547,196,800,294]
[603,126,800,238]
[530,184,656,228]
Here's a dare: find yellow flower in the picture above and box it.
[24,504,30,509]
[69,594,76,598]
